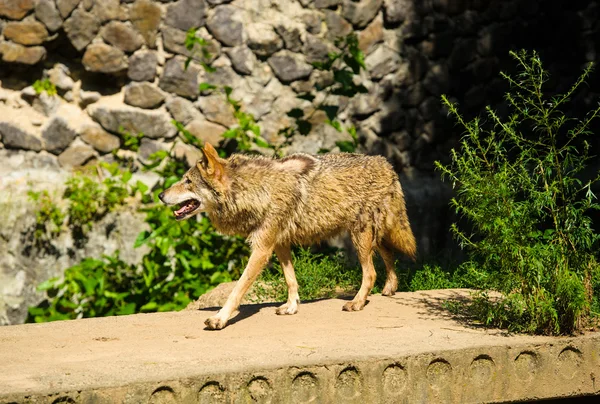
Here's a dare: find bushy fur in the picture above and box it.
[160,143,416,329]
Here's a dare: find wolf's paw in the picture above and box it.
[382,285,397,296]
[342,300,365,312]
[204,315,228,330]
[276,302,298,315]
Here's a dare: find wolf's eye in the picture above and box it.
[185,178,192,185]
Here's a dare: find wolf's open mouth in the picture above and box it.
[174,199,201,219]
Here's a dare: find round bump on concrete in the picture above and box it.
[382,363,408,396]
[291,372,319,403]
[247,376,273,404]
[198,381,226,404]
[335,366,362,400]
[558,347,583,380]
[470,355,496,386]
[514,351,539,383]
[427,359,452,390]
[149,386,176,404]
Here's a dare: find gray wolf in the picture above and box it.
[159,143,416,330]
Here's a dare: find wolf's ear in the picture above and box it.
[198,143,224,180]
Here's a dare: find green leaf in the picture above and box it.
[254,137,270,148]
[336,140,356,153]
[199,82,217,92]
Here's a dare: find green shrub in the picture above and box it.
[32,79,57,96]
[436,50,600,335]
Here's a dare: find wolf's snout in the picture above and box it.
[158,191,165,202]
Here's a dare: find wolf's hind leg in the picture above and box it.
[343,228,376,312]
[378,245,398,296]
[205,245,273,330]
[274,245,300,315]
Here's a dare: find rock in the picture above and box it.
[45,64,75,91]
[33,92,61,117]
[165,0,206,31]
[300,10,322,35]
[162,26,220,63]
[325,10,352,41]
[101,21,144,53]
[63,8,101,51]
[3,21,49,46]
[268,50,313,83]
[0,0,35,20]
[56,0,81,19]
[41,116,78,154]
[204,65,242,88]
[365,45,400,80]
[128,50,157,82]
[79,90,101,108]
[206,0,232,4]
[196,95,236,127]
[138,137,168,163]
[159,56,200,100]
[82,43,128,73]
[92,0,120,22]
[0,122,42,151]
[0,42,46,64]
[342,0,382,28]
[35,0,63,32]
[303,34,331,64]
[20,86,38,102]
[80,124,121,153]
[130,0,162,47]
[166,96,203,124]
[89,104,178,139]
[173,142,203,167]
[185,119,225,146]
[58,141,97,167]
[246,23,283,58]
[383,0,412,24]
[359,14,383,54]
[226,46,256,75]
[423,63,450,95]
[315,0,341,8]
[206,5,244,47]
[275,20,303,52]
[124,82,166,109]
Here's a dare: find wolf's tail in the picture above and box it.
[382,183,417,261]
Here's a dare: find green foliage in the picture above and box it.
[118,127,144,152]
[32,79,57,96]
[184,27,215,72]
[254,249,362,302]
[27,190,65,242]
[436,50,600,335]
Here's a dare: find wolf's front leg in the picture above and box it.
[205,245,273,330]
[274,245,300,315]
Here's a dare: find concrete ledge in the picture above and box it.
[1,289,599,403]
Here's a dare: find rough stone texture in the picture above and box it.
[0,42,46,64]
[56,0,81,19]
[45,64,75,92]
[82,43,128,73]
[89,104,177,139]
[101,21,145,53]
[79,90,101,108]
[57,140,97,167]
[41,116,78,154]
[359,14,383,54]
[80,124,121,153]
[166,96,203,125]
[185,119,225,146]
[0,122,42,151]
[92,0,120,22]
[3,21,48,46]
[365,45,400,80]
[226,46,256,75]
[196,94,236,127]
[275,20,303,52]
[165,0,206,31]
[382,0,411,24]
[32,92,61,117]
[342,0,383,28]
[124,82,167,109]
[35,0,63,32]
[128,50,157,82]
[246,23,284,58]
[206,5,244,47]
[159,57,200,100]
[137,137,168,163]
[162,26,221,63]
[2,291,600,403]
[268,50,313,83]
[63,8,101,51]
[0,0,34,20]
[325,10,352,41]
[130,0,162,47]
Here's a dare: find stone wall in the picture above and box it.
[1,0,599,324]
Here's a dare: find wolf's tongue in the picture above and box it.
[174,200,199,217]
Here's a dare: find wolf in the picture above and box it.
[159,143,416,330]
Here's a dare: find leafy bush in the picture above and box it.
[32,78,57,96]
[436,50,600,335]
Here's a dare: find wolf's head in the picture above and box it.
[158,143,227,221]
